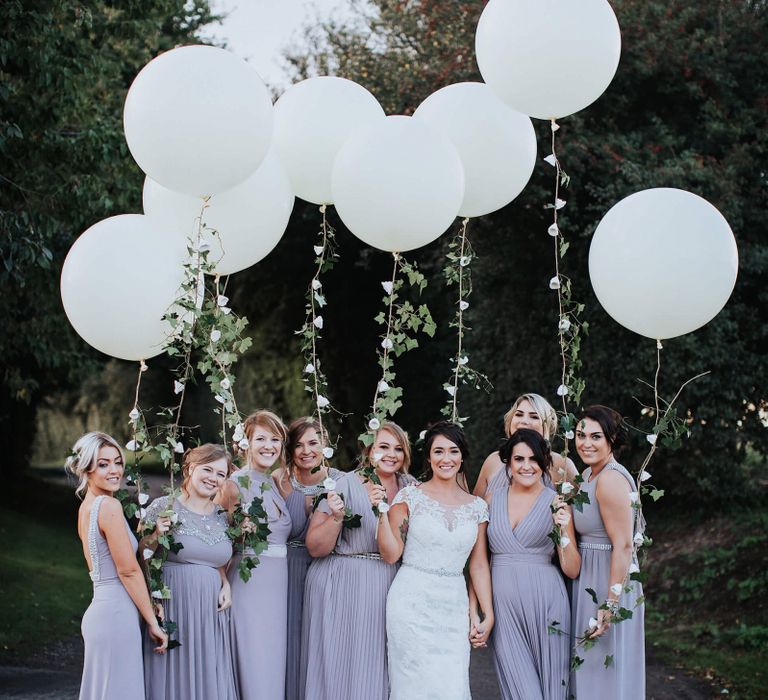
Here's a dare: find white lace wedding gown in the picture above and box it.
[386,484,489,700]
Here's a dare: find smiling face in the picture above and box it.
[248,425,283,471]
[509,399,544,437]
[186,457,229,500]
[87,445,124,495]
[371,429,405,477]
[293,427,323,474]
[508,442,543,488]
[575,417,613,470]
[428,435,463,481]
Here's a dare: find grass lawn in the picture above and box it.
[0,505,91,656]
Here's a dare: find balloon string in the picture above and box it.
[449,218,470,422]
[311,205,330,454]
[370,252,400,418]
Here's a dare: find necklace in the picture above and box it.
[290,472,327,496]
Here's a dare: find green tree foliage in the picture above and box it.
[279,0,767,503]
[0,1,218,467]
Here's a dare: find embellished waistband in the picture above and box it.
[287,540,307,549]
[492,553,553,567]
[402,562,463,577]
[579,542,613,551]
[248,544,287,559]
[332,551,383,561]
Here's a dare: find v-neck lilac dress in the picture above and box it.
[228,467,293,700]
[488,485,571,699]
[142,496,237,700]
[79,495,144,700]
[570,462,645,699]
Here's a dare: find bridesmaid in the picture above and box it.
[474,393,578,497]
[301,421,416,700]
[571,405,645,699]
[480,428,580,699]
[66,431,167,700]
[141,444,237,699]
[218,409,293,700]
[273,417,343,700]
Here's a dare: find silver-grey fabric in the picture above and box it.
[488,484,570,699]
[227,467,293,700]
[142,496,236,700]
[570,462,645,699]
[300,470,413,700]
[79,495,144,700]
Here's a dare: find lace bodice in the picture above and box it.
[393,485,488,576]
[144,495,229,546]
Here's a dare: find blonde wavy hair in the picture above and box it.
[64,431,125,498]
[502,393,558,440]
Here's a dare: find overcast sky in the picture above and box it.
[203,0,355,89]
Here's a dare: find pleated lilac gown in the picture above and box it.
[228,467,293,700]
[300,470,414,700]
[571,462,645,699]
[285,468,342,700]
[488,484,571,699]
[142,496,237,700]
[79,495,144,700]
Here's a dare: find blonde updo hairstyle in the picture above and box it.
[362,421,412,474]
[502,393,558,441]
[181,443,233,496]
[65,431,125,499]
[235,409,288,466]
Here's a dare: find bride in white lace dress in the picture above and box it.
[377,421,494,699]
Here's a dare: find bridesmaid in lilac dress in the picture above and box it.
[218,409,293,700]
[571,406,645,699]
[301,422,416,700]
[66,432,167,700]
[483,429,580,699]
[141,444,237,699]
[273,417,343,700]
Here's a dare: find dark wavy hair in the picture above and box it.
[422,421,469,481]
[577,405,627,454]
[498,428,552,483]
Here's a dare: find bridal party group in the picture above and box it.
[67,393,645,700]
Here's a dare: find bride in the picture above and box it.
[377,421,493,699]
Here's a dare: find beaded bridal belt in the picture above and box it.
[332,551,383,561]
[402,562,463,577]
[578,542,613,551]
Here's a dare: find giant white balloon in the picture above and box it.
[589,188,738,340]
[143,152,294,275]
[331,116,464,252]
[61,215,186,361]
[124,45,274,197]
[414,82,536,218]
[476,0,621,120]
[273,77,385,205]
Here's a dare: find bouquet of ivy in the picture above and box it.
[227,495,271,582]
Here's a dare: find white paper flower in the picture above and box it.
[368,417,381,430]
[548,223,559,237]
[214,394,226,405]
[640,470,652,482]
[556,384,569,397]
[378,501,390,514]
[238,438,250,451]
[126,439,138,452]
[588,617,599,630]
[459,256,471,267]
[381,281,394,294]
[418,431,426,441]
[316,395,330,409]
[459,300,470,311]
[313,245,324,255]
[210,329,221,343]
[174,442,184,454]
[381,337,393,350]
[217,294,229,307]
[311,279,322,291]
[323,477,337,491]
[377,380,390,392]
[558,318,571,332]
[560,482,574,495]
[169,512,179,524]
[565,430,574,440]
[549,276,561,290]
[142,548,154,560]
[551,122,560,132]
[373,452,384,463]
[445,385,456,397]
[629,491,639,504]
[458,356,469,366]
[313,316,324,330]
[559,536,571,548]
[628,562,640,574]
[610,583,623,596]
[151,590,165,599]
[543,154,557,167]
[220,377,231,391]
[126,474,134,484]
[322,446,334,459]
[139,507,147,519]
[221,306,231,315]
[634,532,645,546]
[303,364,316,376]
[555,198,566,210]
[174,380,185,395]
[196,240,211,253]
[646,433,658,445]
[138,492,149,505]
[233,424,244,441]
[129,407,140,422]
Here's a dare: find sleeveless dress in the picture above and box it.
[301,470,414,700]
[571,462,645,699]
[285,468,343,700]
[488,485,571,699]
[227,467,293,700]
[142,496,237,700]
[79,495,144,700]
[386,484,489,700]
